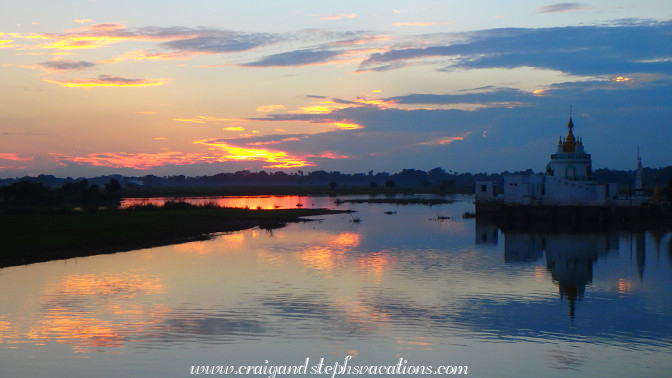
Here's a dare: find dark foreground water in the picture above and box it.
[1,195,671,377]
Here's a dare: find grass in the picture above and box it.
[0,204,349,268]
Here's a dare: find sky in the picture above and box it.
[1,1,671,177]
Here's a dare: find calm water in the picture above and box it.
[1,195,671,377]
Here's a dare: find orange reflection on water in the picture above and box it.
[396,336,435,351]
[122,195,313,210]
[0,319,12,344]
[25,316,126,352]
[301,246,347,273]
[174,233,246,254]
[334,296,391,333]
[300,232,363,272]
[299,232,395,278]
[52,273,164,297]
[2,272,170,353]
[331,232,361,248]
[356,252,396,278]
[618,278,633,295]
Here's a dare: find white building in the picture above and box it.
[476,116,625,206]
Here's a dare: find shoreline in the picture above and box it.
[0,207,350,269]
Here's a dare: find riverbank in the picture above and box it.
[0,206,350,268]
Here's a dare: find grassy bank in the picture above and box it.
[0,206,349,268]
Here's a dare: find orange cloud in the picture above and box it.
[289,96,397,115]
[0,153,34,161]
[173,116,245,124]
[135,111,158,115]
[223,127,245,131]
[255,104,286,113]
[43,74,168,88]
[100,50,196,64]
[51,151,213,170]
[195,139,315,168]
[320,13,357,20]
[333,122,363,130]
[0,39,16,49]
[420,134,471,145]
[13,24,199,51]
[329,35,392,46]
[310,152,352,159]
[73,19,94,24]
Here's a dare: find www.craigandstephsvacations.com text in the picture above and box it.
[190,356,468,376]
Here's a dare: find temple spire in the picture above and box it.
[562,106,576,152]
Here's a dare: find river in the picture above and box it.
[1,195,671,377]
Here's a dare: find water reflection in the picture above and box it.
[120,195,324,209]
[3,272,168,353]
[504,230,619,320]
[1,196,671,377]
[479,219,672,329]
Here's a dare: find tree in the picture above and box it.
[105,178,121,193]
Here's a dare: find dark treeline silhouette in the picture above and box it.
[1,166,671,199]
[0,178,121,213]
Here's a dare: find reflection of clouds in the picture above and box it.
[545,348,583,371]
[331,232,360,248]
[356,251,396,278]
[298,232,396,276]
[46,272,164,299]
[258,293,390,338]
[121,195,313,210]
[150,309,266,342]
[0,319,12,344]
[301,246,347,272]
[174,233,247,254]
[4,272,168,353]
[396,336,435,351]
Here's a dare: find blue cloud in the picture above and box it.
[359,21,672,76]
[241,49,342,67]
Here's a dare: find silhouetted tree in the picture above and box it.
[105,178,121,193]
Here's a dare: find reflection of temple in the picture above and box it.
[475,221,498,245]
[502,229,619,320]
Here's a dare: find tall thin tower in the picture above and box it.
[635,147,644,197]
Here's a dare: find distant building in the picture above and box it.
[476,115,640,207]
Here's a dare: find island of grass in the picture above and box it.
[0,202,350,269]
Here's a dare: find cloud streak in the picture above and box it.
[537,3,589,14]
[43,74,168,88]
[38,59,96,71]
[320,14,357,21]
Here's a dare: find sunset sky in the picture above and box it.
[1,1,671,177]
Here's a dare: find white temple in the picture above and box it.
[476,115,638,206]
